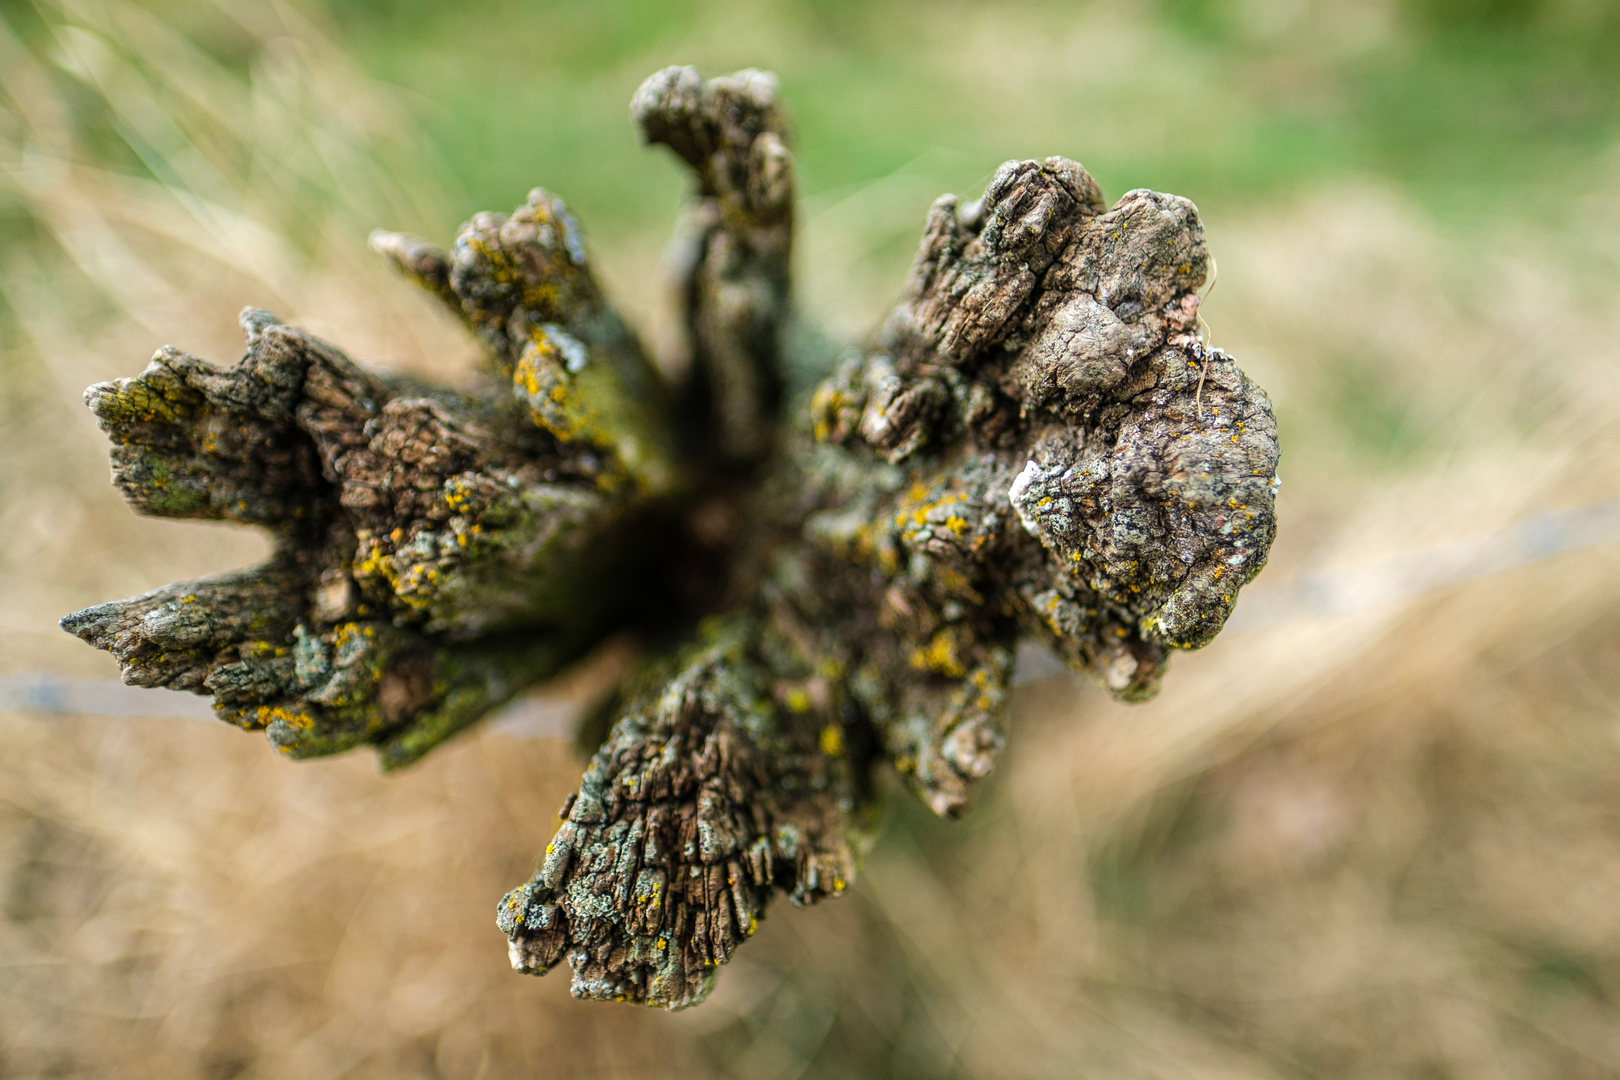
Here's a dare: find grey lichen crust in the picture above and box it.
[63,66,1278,1009]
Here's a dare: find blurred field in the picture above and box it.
[3,0,1620,1076]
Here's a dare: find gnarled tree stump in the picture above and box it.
[64,66,1279,1009]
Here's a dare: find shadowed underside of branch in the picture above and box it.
[63,66,1279,1008]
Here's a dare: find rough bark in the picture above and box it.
[64,66,1280,1008]
[633,66,793,467]
[62,190,679,767]
[499,620,857,1008]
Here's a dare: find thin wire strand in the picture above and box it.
[10,497,1620,722]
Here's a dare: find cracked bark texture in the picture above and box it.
[499,621,857,1008]
[63,66,1279,1008]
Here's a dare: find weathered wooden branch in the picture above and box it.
[633,66,793,467]
[62,184,681,767]
[63,66,1279,1009]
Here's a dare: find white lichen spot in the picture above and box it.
[541,324,590,373]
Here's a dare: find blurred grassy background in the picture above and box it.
[4,0,1620,1076]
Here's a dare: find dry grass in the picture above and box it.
[4,1,1620,1076]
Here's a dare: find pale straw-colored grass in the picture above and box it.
[4,2,1620,1077]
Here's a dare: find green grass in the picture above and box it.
[325,0,1620,237]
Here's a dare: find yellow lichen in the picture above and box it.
[909,628,968,679]
[819,723,844,757]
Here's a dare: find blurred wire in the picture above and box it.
[10,495,1618,727]
[0,671,581,735]
[1226,495,1620,630]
